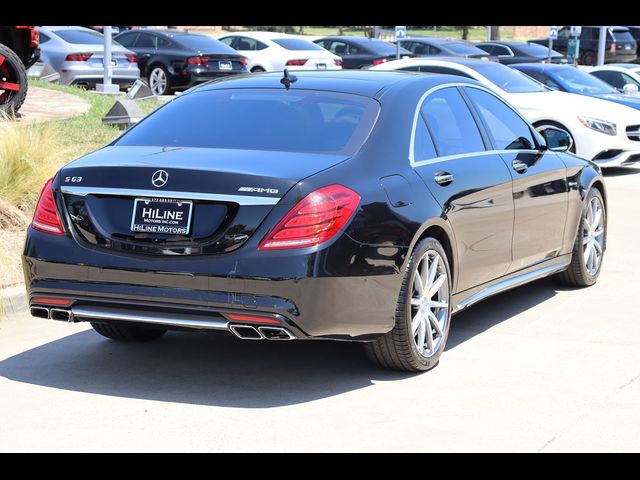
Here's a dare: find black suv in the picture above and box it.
[0,26,40,114]
[530,26,637,66]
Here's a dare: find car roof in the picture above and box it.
[478,41,538,47]
[123,28,207,38]
[222,31,304,40]
[40,26,96,33]
[317,36,390,44]
[404,37,471,45]
[600,63,640,69]
[186,69,478,98]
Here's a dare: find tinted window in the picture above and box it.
[517,42,560,57]
[156,37,170,48]
[492,45,511,56]
[553,66,616,94]
[418,66,473,78]
[413,117,437,160]
[421,87,485,156]
[522,70,562,90]
[465,88,535,150]
[116,89,380,155]
[115,32,137,47]
[272,38,325,51]
[38,32,51,44]
[468,62,547,93]
[558,28,571,39]
[610,28,634,43]
[476,44,496,54]
[592,70,639,89]
[446,43,488,55]
[314,39,329,49]
[328,41,351,55]
[219,36,235,47]
[54,29,105,45]
[398,66,421,71]
[360,39,410,55]
[176,34,232,53]
[234,36,268,51]
[135,33,155,48]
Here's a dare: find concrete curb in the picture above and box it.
[1,284,27,319]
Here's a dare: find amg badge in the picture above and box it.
[238,186,279,194]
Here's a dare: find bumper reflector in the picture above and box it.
[225,313,281,325]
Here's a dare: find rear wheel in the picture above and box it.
[555,187,606,286]
[0,43,28,116]
[91,322,167,341]
[250,66,265,73]
[580,50,597,66]
[148,65,170,96]
[364,237,452,372]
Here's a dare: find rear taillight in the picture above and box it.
[31,178,63,235]
[286,59,308,66]
[15,26,39,48]
[186,56,210,65]
[126,54,138,63]
[65,53,92,62]
[239,57,248,66]
[372,58,388,66]
[334,59,343,66]
[259,185,360,250]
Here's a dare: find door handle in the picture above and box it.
[434,172,454,186]
[512,160,528,173]
[143,53,151,57]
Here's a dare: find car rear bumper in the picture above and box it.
[23,228,404,340]
[59,64,140,86]
[592,149,640,167]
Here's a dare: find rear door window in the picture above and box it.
[420,87,485,156]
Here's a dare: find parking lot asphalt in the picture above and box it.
[1,167,639,452]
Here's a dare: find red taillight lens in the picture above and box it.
[30,28,39,48]
[285,59,308,66]
[31,297,73,307]
[225,313,281,325]
[186,56,209,65]
[65,53,92,62]
[31,178,63,235]
[126,54,138,63]
[259,185,360,250]
[334,59,343,66]
[372,58,388,66]
[239,57,248,66]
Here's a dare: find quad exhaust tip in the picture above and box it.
[229,324,295,341]
[30,306,50,319]
[50,308,73,322]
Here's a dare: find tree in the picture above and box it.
[490,26,500,40]
[461,26,469,40]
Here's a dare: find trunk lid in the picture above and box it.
[58,146,349,255]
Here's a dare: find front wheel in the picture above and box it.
[555,187,606,286]
[364,237,452,372]
[0,43,28,115]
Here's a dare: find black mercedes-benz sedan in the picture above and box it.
[23,70,607,372]
[113,28,248,96]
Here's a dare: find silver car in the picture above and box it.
[37,26,140,88]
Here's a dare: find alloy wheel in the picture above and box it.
[410,250,449,358]
[149,67,167,96]
[0,54,21,104]
[583,195,605,276]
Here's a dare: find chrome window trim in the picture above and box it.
[60,186,280,206]
[409,82,540,167]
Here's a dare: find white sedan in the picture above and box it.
[218,31,342,72]
[373,58,640,168]
[589,64,640,94]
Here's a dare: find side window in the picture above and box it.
[427,45,442,55]
[329,41,349,55]
[622,72,640,88]
[115,32,137,47]
[255,40,268,51]
[477,44,495,54]
[314,39,328,49]
[399,66,421,71]
[421,87,485,156]
[156,37,170,48]
[413,116,438,160]
[593,70,626,89]
[558,28,571,39]
[235,37,257,50]
[418,66,473,79]
[465,87,535,151]
[134,33,155,48]
[348,44,360,54]
[219,36,236,47]
[493,45,511,56]
[523,70,561,90]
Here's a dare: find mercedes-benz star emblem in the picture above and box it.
[151,170,168,188]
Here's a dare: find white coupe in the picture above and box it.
[373,58,640,168]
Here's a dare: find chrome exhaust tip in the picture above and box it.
[50,308,73,322]
[30,306,50,319]
[258,326,295,340]
[229,324,264,340]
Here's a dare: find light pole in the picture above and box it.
[96,26,119,93]
[597,26,607,66]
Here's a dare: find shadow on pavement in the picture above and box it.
[0,278,564,407]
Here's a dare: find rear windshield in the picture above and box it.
[519,43,562,57]
[446,43,487,55]
[272,38,325,51]
[610,29,635,43]
[470,62,547,93]
[115,89,380,155]
[176,34,233,53]
[554,66,616,94]
[366,40,410,55]
[54,29,105,44]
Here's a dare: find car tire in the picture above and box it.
[91,322,167,341]
[555,187,606,287]
[148,65,170,96]
[250,66,265,73]
[580,50,597,66]
[364,237,452,372]
[0,43,28,115]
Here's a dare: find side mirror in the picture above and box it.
[622,83,639,95]
[539,126,573,152]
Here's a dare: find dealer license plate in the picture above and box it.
[130,198,193,235]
